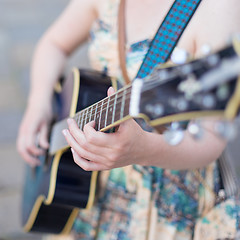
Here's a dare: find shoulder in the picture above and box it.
[199,0,240,12]
[197,0,240,24]
[190,0,240,56]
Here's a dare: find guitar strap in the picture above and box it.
[136,0,202,79]
[118,0,202,84]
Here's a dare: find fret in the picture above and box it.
[114,96,122,123]
[84,107,89,126]
[78,114,81,126]
[104,97,110,128]
[107,95,114,126]
[75,114,80,127]
[94,104,97,122]
[98,100,104,130]
[124,97,130,117]
[112,92,118,124]
[89,105,93,122]
[79,111,84,130]
[124,87,131,117]
[95,102,101,130]
[120,88,126,119]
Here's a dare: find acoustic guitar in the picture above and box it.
[22,39,240,234]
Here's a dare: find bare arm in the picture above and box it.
[29,0,98,105]
[17,0,98,166]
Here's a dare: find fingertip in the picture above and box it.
[107,87,115,96]
[89,121,95,127]
[26,157,41,168]
[67,118,75,125]
[39,140,49,149]
[62,129,68,137]
[31,161,41,168]
[83,121,96,134]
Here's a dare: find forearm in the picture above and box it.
[27,36,67,109]
[27,0,99,109]
[141,121,226,170]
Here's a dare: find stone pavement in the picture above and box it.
[0,1,89,239]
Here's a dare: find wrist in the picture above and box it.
[28,89,53,107]
[136,130,154,166]
[138,131,165,167]
[27,95,53,115]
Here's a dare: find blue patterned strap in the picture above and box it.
[136,0,202,79]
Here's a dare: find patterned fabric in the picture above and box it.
[194,197,240,240]
[136,0,202,79]
[72,0,240,239]
[88,0,151,85]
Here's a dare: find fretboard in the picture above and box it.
[49,85,133,155]
[74,85,132,131]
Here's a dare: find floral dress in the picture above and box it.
[72,0,239,239]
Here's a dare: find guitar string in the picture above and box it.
[76,95,132,121]
[74,88,132,118]
[73,75,175,129]
[74,92,132,124]
[73,56,206,120]
[73,71,171,121]
[73,93,133,130]
[73,69,195,123]
[72,52,227,124]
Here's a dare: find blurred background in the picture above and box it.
[0,0,89,239]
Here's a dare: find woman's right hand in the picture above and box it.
[17,102,53,167]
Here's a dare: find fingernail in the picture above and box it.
[67,118,74,124]
[62,129,68,136]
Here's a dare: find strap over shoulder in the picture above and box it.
[118,0,202,84]
[136,0,202,79]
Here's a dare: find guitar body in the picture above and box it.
[22,69,112,234]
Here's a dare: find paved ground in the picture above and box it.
[0,1,89,239]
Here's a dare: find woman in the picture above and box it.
[17,0,240,239]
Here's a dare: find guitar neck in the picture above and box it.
[49,41,240,155]
[73,85,132,131]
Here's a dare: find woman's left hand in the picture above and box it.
[62,87,147,171]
